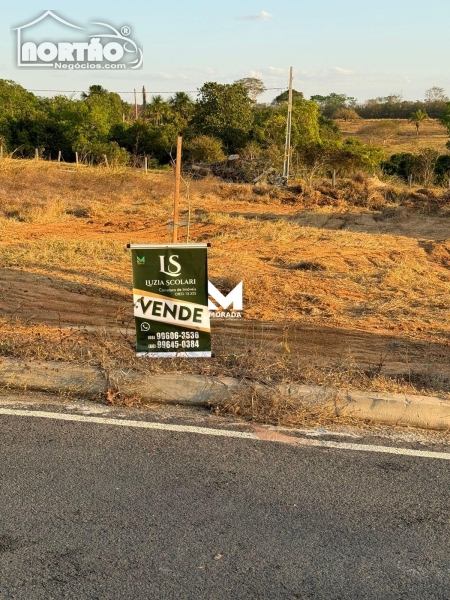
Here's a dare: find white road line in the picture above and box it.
[0,408,258,440]
[287,437,450,461]
[1,407,450,461]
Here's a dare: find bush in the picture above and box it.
[383,149,444,186]
[185,135,226,164]
[82,141,129,167]
[334,108,361,121]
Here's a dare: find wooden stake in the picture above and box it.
[35,148,39,160]
[58,150,61,163]
[408,174,413,188]
[172,136,182,243]
[104,154,109,168]
[75,152,79,167]
[144,155,148,174]
[0,145,3,159]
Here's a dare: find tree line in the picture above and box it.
[1,78,450,185]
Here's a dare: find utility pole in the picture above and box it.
[142,86,147,113]
[283,67,294,183]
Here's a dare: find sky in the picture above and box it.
[1,1,450,104]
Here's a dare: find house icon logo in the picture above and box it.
[12,10,143,70]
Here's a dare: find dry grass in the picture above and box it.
[210,384,342,428]
[338,118,449,155]
[0,159,450,424]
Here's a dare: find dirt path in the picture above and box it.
[2,269,449,379]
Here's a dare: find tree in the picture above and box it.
[81,85,109,99]
[409,110,428,136]
[145,95,171,126]
[382,153,417,181]
[168,92,194,120]
[0,80,41,153]
[424,88,449,120]
[271,89,304,105]
[318,116,342,142]
[234,78,266,101]
[356,94,410,119]
[109,120,178,164]
[359,121,400,146]
[254,99,321,151]
[185,135,226,163]
[331,138,385,174]
[415,148,439,186]
[81,88,124,150]
[168,92,195,135]
[310,93,357,118]
[41,95,91,159]
[194,82,254,151]
[334,108,360,121]
[0,80,39,120]
[382,149,438,186]
[425,87,448,103]
[297,138,385,183]
[440,102,450,135]
[434,154,450,185]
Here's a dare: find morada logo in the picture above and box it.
[159,255,182,277]
[208,282,243,318]
[13,11,143,70]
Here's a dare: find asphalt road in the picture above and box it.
[1,403,450,599]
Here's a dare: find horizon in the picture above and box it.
[1,2,450,104]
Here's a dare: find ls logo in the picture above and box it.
[159,254,182,277]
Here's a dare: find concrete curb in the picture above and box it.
[0,357,449,430]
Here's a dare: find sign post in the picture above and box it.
[129,243,211,358]
[172,136,182,243]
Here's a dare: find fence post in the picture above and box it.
[104,154,109,168]
[35,148,39,160]
[408,174,413,188]
[0,145,3,159]
[75,152,79,168]
[58,151,61,163]
[144,155,148,174]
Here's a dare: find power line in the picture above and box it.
[25,87,288,94]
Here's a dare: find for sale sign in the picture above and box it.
[129,244,211,358]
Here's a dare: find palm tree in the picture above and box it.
[81,85,108,100]
[168,92,194,120]
[146,95,170,126]
[409,110,428,136]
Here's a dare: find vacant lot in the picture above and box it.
[339,118,449,155]
[0,159,449,402]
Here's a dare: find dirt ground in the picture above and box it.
[0,160,449,396]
